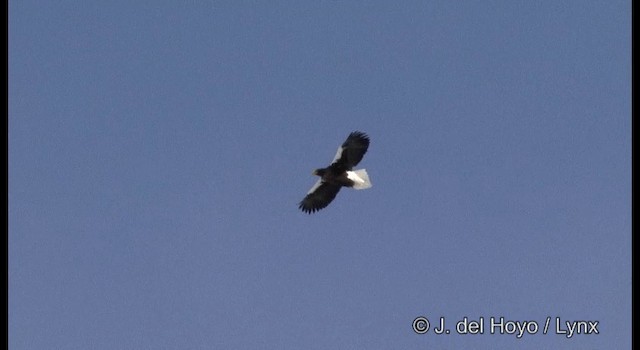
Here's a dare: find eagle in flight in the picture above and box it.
[299,131,372,214]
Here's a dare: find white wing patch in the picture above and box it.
[330,145,345,164]
[307,179,324,194]
[346,169,372,190]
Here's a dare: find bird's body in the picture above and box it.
[299,131,371,214]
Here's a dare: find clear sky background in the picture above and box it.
[9,1,630,349]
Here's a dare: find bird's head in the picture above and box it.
[312,168,325,177]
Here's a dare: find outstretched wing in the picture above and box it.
[298,180,342,214]
[330,131,370,171]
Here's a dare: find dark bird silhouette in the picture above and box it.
[299,131,372,214]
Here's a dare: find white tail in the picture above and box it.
[346,169,372,190]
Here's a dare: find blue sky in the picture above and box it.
[9,1,630,349]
